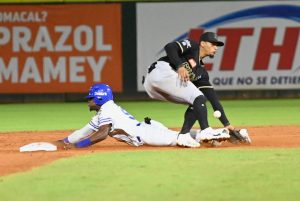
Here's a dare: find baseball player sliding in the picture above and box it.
[55,84,232,149]
[57,83,199,149]
[20,83,235,152]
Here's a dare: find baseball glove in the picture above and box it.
[228,129,251,144]
[144,117,151,124]
[181,62,197,81]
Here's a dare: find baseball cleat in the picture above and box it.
[198,127,230,142]
[228,128,252,144]
[239,129,252,144]
[177,133,200,148]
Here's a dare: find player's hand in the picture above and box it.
[52,140,75,150]
[177,66,189,82]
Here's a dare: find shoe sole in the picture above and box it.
[200,135,230,141]
[200,137,229,143]
[177,143,200,148]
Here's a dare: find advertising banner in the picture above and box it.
[137,1,300,91]
[0,4,122,93]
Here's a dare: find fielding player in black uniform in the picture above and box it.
[179,32,235,134]
[143,32,231,147]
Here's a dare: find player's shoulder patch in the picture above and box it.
[177,39,192,48]
[176,39,192,53]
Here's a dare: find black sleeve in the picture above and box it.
[164,42,186,69]
[164,39,196,70]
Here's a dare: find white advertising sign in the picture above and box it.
[137,1,300,91]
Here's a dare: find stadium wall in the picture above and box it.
[0,1,299,103]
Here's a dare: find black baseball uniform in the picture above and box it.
[143,39,211,131]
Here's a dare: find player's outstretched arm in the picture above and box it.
[74,124,111,148]
[54,124,112,150]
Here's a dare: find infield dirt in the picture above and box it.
[1,125,300,176]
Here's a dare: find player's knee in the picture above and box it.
[193,95,207,106]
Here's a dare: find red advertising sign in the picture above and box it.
[137,2,300,91]
[0,4,122,93]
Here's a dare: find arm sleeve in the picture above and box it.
[67,123,95,143]
[164,42,185,69]
[67,110,114,144]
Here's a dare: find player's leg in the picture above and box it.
[180,87,228,134]
[193,69,232,130]
[138,123,199,147]
[181,95,230,141]
[139,125,178,146]
[143,61,227,142]
[145,61,203,104]
[180,106,197,134]
[143,62,169,102]
[146,63,217,141]
[192,95,210,130]
[191,95,230,141]
[200,87,230,127]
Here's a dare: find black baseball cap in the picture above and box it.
[200,32,224,46]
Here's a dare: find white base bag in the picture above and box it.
[20,142,57,152]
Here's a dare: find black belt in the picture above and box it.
[148,62,157,73]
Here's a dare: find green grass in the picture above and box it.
[1,149,300,201]
[0,99,299,132]
[0,102,91,132]
[119,99,300,127]
[1,99,300,201]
